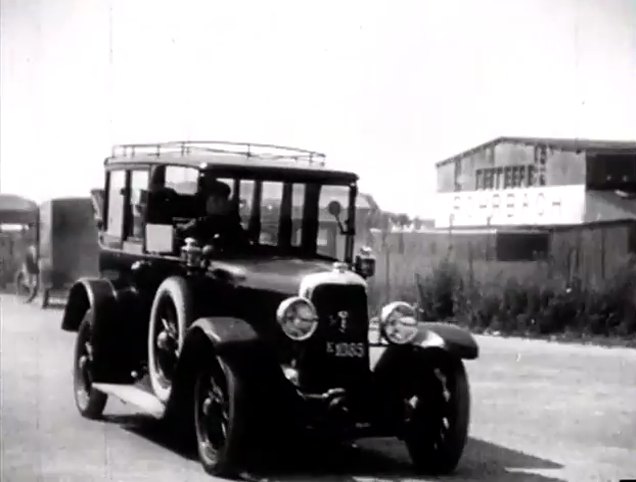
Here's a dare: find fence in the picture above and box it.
[365,222,636,312]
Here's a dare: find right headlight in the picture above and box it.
[379,301,419,344]
[276,296,319,341]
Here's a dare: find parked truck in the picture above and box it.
[33,197,100,307]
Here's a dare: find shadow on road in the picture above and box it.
[102,414,565,481]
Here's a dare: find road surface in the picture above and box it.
[1,294,635,481]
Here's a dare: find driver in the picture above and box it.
[178,179,250,248]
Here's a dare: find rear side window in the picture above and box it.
[106,170,126,239]
[127,169,149,240]
[165,166,198,195]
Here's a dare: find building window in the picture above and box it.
[504,166,512,188]
[472,164,539,190]
[475,169,483,190]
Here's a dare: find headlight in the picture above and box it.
[379,301,418,344]
[276,296,319,341]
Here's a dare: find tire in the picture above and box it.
[73,311,108,419]
[148,277,192,403]
[404,357,470,475]
[194,358,249,478]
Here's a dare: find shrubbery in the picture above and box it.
[405,256,636,341]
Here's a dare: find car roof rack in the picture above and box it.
[111,141,326,167]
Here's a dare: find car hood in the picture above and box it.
[207,257,337,296]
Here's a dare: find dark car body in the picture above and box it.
[62,141,478,477]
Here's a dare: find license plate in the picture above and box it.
[326,341,365,358]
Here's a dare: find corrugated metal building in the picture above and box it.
[433,137,636,272]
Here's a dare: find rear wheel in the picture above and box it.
[404,357,470,474]
[148,277,191,403]
[73,312,108,419]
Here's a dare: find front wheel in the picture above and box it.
[73,312,108,419]
[194,359,249,478]
[404,356,470,475]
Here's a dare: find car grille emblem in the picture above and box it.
[329,310,349,333]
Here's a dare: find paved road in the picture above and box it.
[1,293,635,481]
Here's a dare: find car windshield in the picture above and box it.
[234,179,352,259]
[154,165,355,259]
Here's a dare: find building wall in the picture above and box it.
[437,140,587,193]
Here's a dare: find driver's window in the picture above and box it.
[317,184,350,258]
[260,181,283,245]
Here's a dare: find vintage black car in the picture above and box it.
[62,141,479,478]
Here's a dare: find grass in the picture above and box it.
[367,235,636,347]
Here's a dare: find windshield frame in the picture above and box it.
[200,167,358,262]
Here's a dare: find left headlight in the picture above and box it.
[276,296,319,341]
[379,301,418,344]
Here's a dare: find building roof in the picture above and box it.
[436,136,636,167]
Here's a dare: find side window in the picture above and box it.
[165,166,199,194]
[106,170,126,239]
[260,181,284,245]
[126,169,149,240]
[238,180,256,230]
[290,184,305,247]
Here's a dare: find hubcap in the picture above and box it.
[153,301,180,387]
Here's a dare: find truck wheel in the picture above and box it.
[194,358,249,477]
[148,277,192,403]
[404,357,470,475]
[73,311,108,419]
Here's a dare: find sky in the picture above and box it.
[1,0,635,217]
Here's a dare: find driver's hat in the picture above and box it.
[201,177,231,198]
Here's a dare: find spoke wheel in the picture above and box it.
[193,359,250,477]
[73,313,107,419]
[404,357,470,475]
[147,277,191,404]
[152,298,180,389]
[194,368,230,467]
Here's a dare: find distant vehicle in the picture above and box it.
[27,198,100,307]
[62,141,479,478]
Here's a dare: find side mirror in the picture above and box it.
[327,200,348,234]
[354,246,376,279]
[327,200,342,218]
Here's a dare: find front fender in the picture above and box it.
[414,322,479,360]
[175,316,287,389]
[168,317,294,438]
[372,322,478,387]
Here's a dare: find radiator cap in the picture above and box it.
[332,261,348,272]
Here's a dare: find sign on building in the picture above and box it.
[434,185,586,228]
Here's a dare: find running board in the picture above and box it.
[93,383,166,419]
